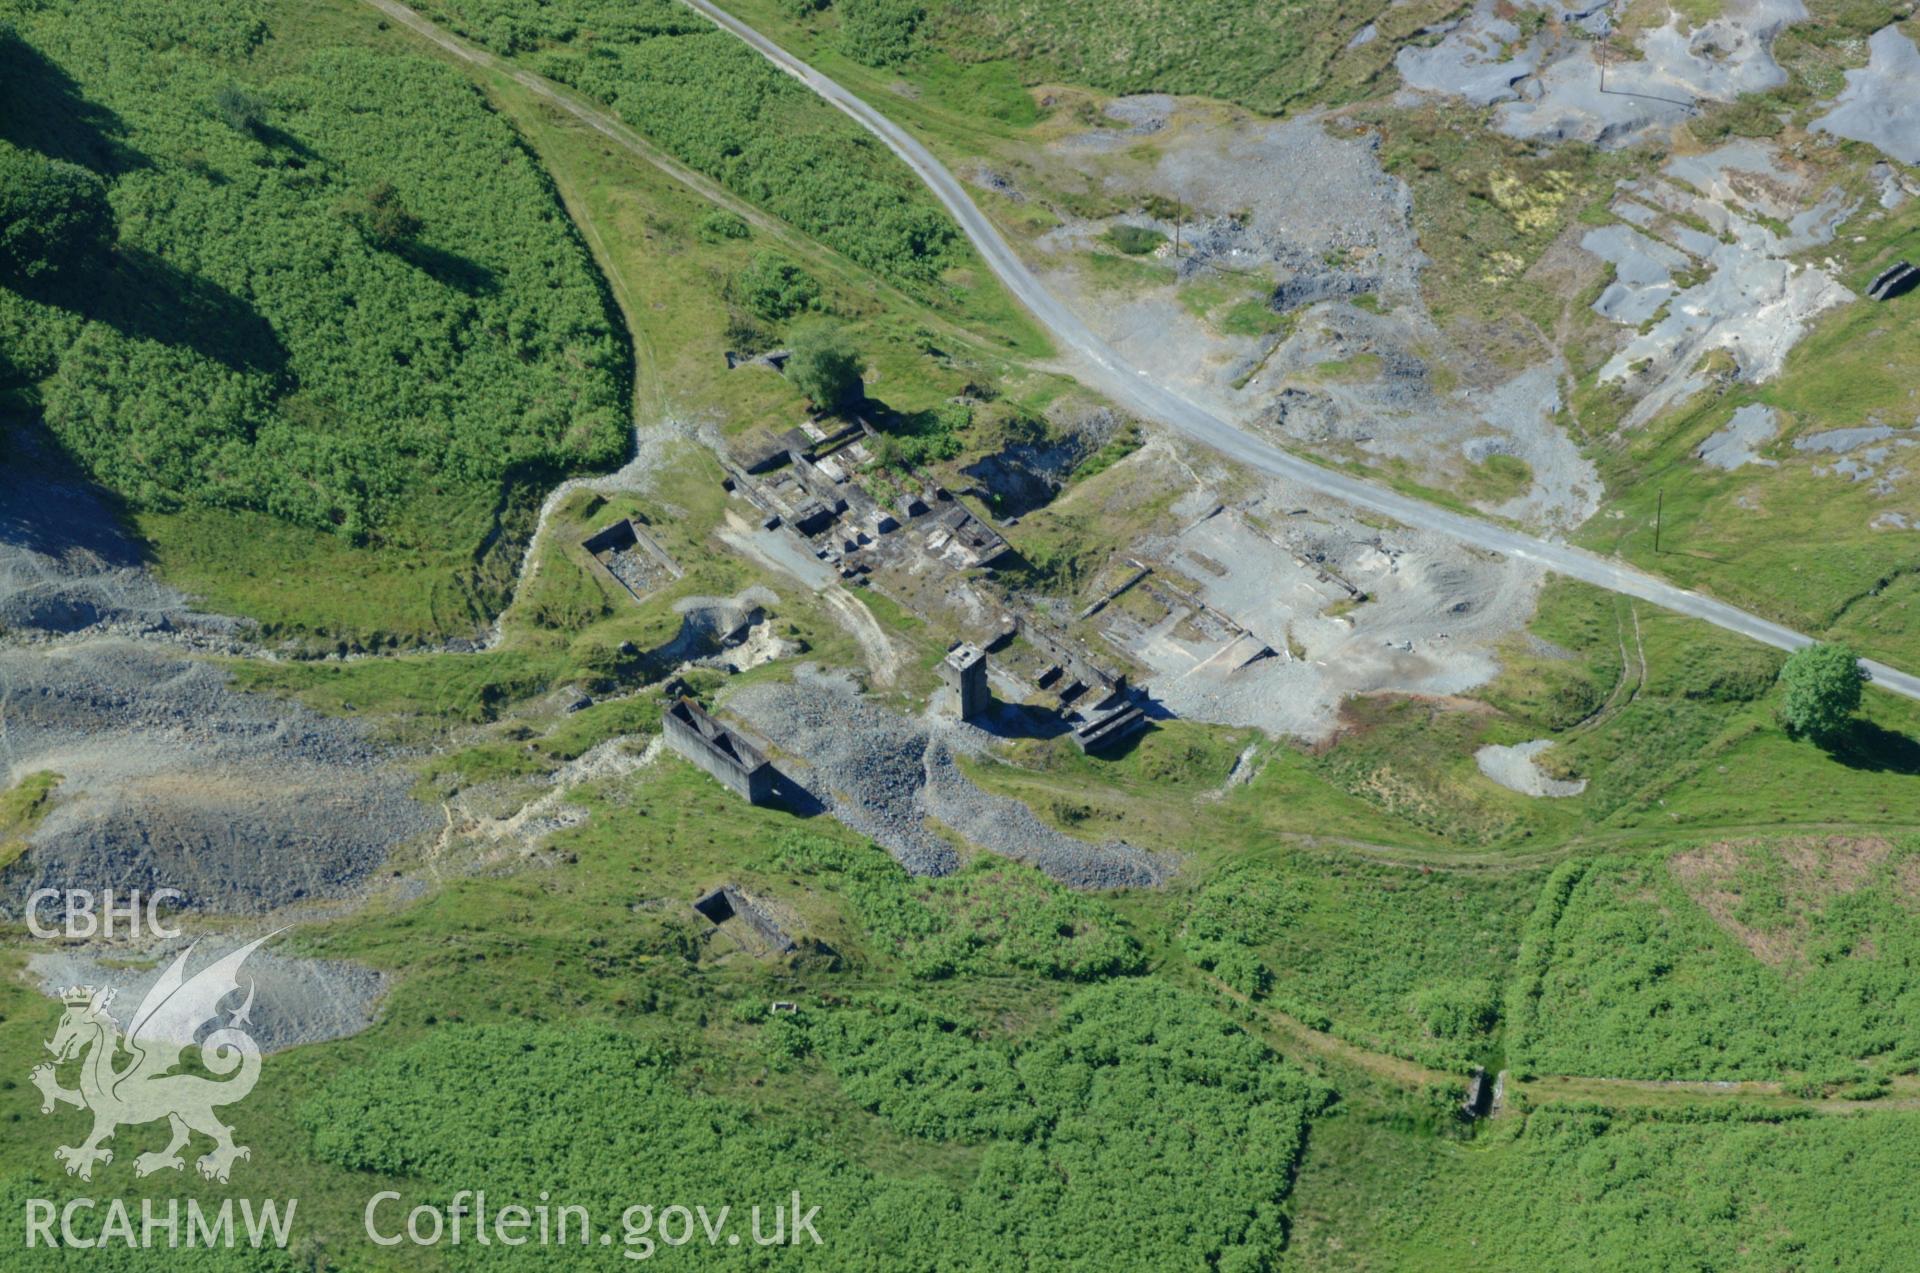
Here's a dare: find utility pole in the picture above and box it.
[1653,489,1663,555]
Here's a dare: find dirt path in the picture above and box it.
[1205,970,1920,1117]
[716,512,900,686]
[1201,972,1452,1090]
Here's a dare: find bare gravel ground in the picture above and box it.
[1813,24,1920,164]
[0,437,432,915]
[1399,0,1806,149]
[1584,141,1855,430]
[1475,739,1588,798]
[28,945,386,1052]
[725,666,1174,889]
[1097,441,1546,740]
[1029,105,1599,534]
[1697,404,1782,471]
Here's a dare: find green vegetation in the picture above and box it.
[299,979,1323,1267]
[1509,838,1920,1081]
[1217,297,1288,337]
[416,0,966,294]
[0,141,112,282]
[919,0,1459,116]
[1180,855,1534,1068]
[0,0,626,641]
[874,398,969,466]
[8,2,1920,1267]
[0,770,61,871]
[334,179,423,250]
[1287,1105,1920,1270]
[1460,452,1534,506]
[1364,100,1617,321]
[1779,641,1867,742]
[1578,192,1920,670]
[697,208,750,243]
[765,832,1143,981]
[737,252,822,321]
[835,0,926,67]
[1104,222,1165,255]
[786,318,865,411]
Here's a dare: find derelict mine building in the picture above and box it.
[663,697,774,804]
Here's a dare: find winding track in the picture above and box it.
[680,0,1920,703]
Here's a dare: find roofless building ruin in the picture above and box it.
[663,697,773,804]
[939,643,989,720]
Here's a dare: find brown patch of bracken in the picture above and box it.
[1668,836,1894,969]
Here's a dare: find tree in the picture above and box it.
[338,181,423,250]
[1779,642,1867,741]
[0,144,113,282]
[786,319,863,412]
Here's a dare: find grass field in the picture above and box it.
[972,575,1920,868]
[1570,151,1920,670]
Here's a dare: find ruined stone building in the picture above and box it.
[939,643,989,720]
[663,697,773,804]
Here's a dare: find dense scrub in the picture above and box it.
[304,981,1325,1267]
[0,1,626,547]
[1181,857,1535,1068]
[765,831,1144,980]
[1509,838,1920,1082]
[1367,1106,1920,1270]
[414,0,963,291]
[919,0,1450,115]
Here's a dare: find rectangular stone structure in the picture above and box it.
[664,698,773,804]
[939,643,988,720]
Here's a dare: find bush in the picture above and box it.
[877,399,968,467]
[0,143,113,282]
[1408,979,1500,1042]
[695,209,749,242]
[209,84,269,136]
[336,180,423,250]
[837,0,925,67]
[1105,223,1164,255]
[738,252,821,321]
[764,831,1145,981]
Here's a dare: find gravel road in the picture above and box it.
[680,0,1920,705]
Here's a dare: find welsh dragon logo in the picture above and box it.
[30,934,276,1183]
